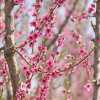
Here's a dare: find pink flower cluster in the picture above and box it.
[0,0,95,99]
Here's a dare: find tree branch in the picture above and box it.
[59,48,94,72]
[15,49,32,66]
[47,0,79,49]
[93,0,100,100]
[4,0,19,100]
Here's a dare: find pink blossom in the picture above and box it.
[83,82,93,92]
[14,0,24,4]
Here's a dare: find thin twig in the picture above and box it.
[15,49,32,66]
[72,48,94,67]
[91,21,96,33]
[59,47,94,72]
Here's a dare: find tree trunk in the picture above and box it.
[93,0,100,100]
[4,1,18,100]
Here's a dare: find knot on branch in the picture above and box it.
[4,45,16,57]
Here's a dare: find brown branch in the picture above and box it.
[15,49,32,66]
[93,0,100,100]
[4,0,19,100]
[47,0,79,49]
